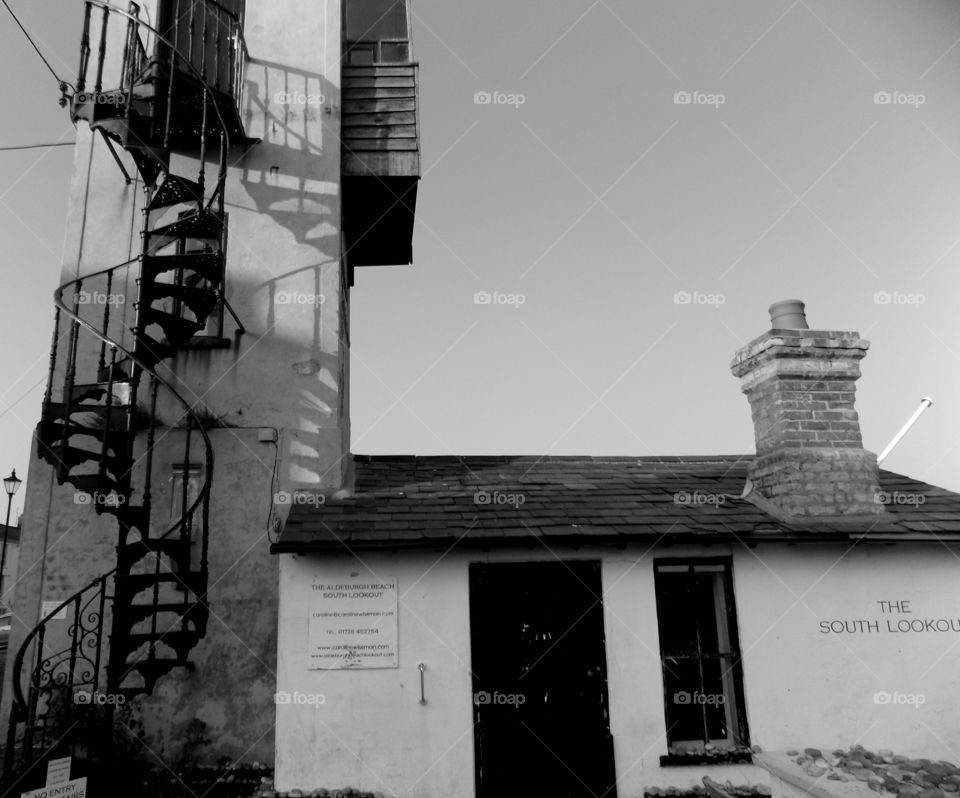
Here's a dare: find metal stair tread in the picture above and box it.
[41,405,130,434]
[140,283,218,318]
[41,445,126,471]
[146,212,223,244]
[65,381,134,406]
[148,174,205,210]
[142,307,205,332]
[141,251,223,280]
[131,331,173,364]
[55,472,125,497]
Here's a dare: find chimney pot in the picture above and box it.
[769,299,809,330]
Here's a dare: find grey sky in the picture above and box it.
[2,0,960,521]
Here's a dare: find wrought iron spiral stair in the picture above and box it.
[3,1,250,788]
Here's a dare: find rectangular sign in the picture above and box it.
[45,756,71,786]
[21,775,86,798]
[40,601,67,621]
[308,577,398,669]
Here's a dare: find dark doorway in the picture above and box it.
[469,561,617,798]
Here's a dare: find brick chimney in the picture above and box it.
[730,300,884,518]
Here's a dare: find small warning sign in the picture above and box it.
[40,601,67,621]
[45,756,70,786]
[20,775,86,798]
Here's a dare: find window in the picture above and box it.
[654,559,749,754]
[170,464,204,521]
[344,0,410,64]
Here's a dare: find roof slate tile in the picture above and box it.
[272,455,960,552]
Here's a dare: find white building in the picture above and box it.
[271,303,960,797]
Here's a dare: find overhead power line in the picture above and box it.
[0,0,72,90]
[0,374,47,422]
[0,142,75,152]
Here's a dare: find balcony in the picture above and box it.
[341,62,420,268]
[70,0,248,157]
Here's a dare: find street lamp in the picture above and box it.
[1,469,23,601]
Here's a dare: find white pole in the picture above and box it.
[877,397,933,465]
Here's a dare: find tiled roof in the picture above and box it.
[271,455,960,553]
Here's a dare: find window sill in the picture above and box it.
[659,750,754,767]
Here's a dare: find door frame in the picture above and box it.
[468,559,618,798]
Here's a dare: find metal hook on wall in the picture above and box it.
[418,662,427,705]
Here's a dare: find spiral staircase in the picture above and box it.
[2,1,250,789]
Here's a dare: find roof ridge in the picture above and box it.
[353,454,753,463]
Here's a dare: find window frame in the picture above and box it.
[170,463,204,522]
[342,0,413,65]
[653,557,750,757]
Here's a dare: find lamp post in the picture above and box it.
[2,469,23,602]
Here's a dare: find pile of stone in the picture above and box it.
[138,761,275,798]
[643,785,771,798]
[787,745,960,796]
[250,782,387,798]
